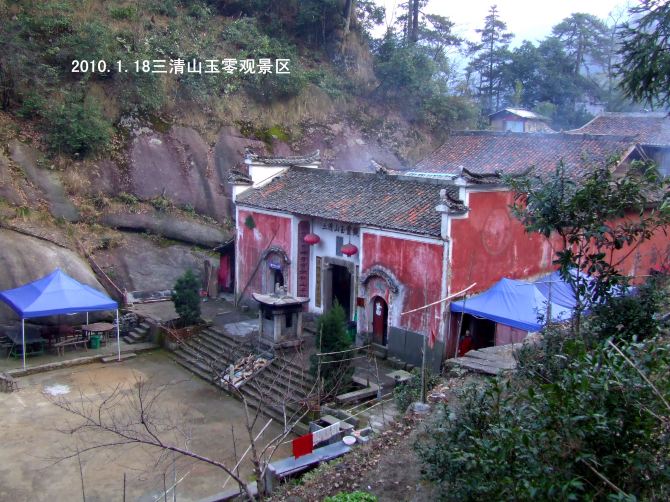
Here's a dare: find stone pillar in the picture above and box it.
[273,313,282,342]
[296,311,303,338]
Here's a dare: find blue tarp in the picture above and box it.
[450,277,573,332]
[0,268,117,318]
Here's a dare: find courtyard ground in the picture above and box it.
[0,350,292,502]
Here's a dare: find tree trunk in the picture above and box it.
[341,0,355,55]
[411,0,419,43]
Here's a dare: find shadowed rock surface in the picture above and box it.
[92,233,213,292]
[0,228,105,322]
[101,210,230,248]
[8,141,80,222]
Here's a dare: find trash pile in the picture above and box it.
[427,383,451,404]
[221,354,272,388]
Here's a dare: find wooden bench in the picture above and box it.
[54,338,88,356]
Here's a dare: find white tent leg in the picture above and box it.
[116,309,121,362]
[22,318,26,370]
[86,312,89,325]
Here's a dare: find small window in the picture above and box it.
[286,314,293,328]
[336,236,344,256]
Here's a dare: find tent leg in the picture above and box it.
[86,312,89,325]
[21,318,26,369]
[116,309,121,362]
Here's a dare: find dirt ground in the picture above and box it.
[0,351,292,502]
[269,372,485,502]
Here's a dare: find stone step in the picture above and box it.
[188,335,238,363]
[199,329,242,352]
[259,363,315,397]
[172,351,215,382]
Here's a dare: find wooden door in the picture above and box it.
[372,296,388,346]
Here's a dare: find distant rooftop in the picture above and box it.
[489,108,550,121]
[236,167,467,237]
[413,131,636,178]
[569,112,670,147]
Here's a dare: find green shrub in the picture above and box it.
[393,367,440,413]
[416,334,670,500]
[109,5,138,21]
[310,302,354,396]
[324,492,377,502]
[150,194,172,212]
[44,97,111,156]
[149,0,179,17]
[172,269,201,326]
[223,18,307,102]
[117,192,139,206]
[589,274,667,343]
[17,92,46,118]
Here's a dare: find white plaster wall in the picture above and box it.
[306,218,361,313]
[249,165,285,187]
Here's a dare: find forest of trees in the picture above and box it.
[0,0,666,157]
[372,0,665,130]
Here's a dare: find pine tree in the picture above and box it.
[310,301,354,396]
[467,4,513,114]
[172,270,201,326]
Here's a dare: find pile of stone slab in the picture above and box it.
[221,354,272,388]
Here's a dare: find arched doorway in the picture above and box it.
[262,246,290,294]
[372,296,388,346]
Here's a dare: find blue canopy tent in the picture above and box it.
[0,268,120,368]
[450,277,573,333]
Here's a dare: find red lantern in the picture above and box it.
[341,243,358,256]
[304,233,321,245]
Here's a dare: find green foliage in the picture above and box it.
[44,97,111,156]
[589,274,667,343]
[223,18,306,102]
[17,92,46,119]
[393,368,440,413]
[172,269,201,326]
[417,333,670,501]
[506,160,670,332]
[108,5,138,21]
[149,0,180,18]
[244,215,256,230]
[324,491,377,502]
[618,0,670,107]
[150,194,172,212]
[467,5,514,114]
[117,192,139,206]
[310,302,354,396]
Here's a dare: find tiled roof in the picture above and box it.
[236,167,466,237]
[413,131,636,178]
[250,150,320,166]
[569,112,670,147]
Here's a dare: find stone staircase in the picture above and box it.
[122,321,151,344]
[171,326,315,433]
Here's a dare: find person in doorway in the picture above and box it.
[458,330,473,357]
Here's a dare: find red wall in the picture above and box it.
[607,214,669,281]
[237,209,292,297]
[362,233,444,336]
[450,191,669,295]
[450,191,557,294]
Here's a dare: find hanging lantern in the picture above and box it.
[341,243,358,256]
[304,233,321,245]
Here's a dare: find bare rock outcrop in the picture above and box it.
[0,228,105,322]
[92,233,213,292]
[101,210,230,248]
[7,140,80,222]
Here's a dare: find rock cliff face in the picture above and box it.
[0,228,104,321]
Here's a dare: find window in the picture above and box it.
[336,236,344,256]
